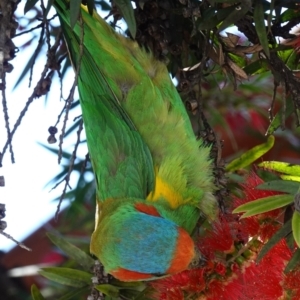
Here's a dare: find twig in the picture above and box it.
[40,0,51,52]
[57,14,84,164]
[28,24,45,88]
[14,14,58,37]
[57,81,76,164]
[0,231,32,251]
[0,65,48,166]
[281,82,287,129]
[54,12,85,218]
[1,75,14,163]
[81,153,90,174]
[268,79,278,121]
[55,119,84,219]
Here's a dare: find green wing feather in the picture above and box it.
[55,2,154,201]
[54,0,217,219]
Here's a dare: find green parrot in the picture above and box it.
[54,0,217,281]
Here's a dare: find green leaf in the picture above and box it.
[38,143,72,159]
[64,118,83,138]
[256,168,280,182]
[243,59,268,75]
[292,210,300,247]
[285,248,300,273]
[132,286,155,300]
[257,219,291,263]
[111,280,145,289]
[254,0,270,58]
[24,0,39,13]
[258,161,300,176]
[266,98,294,134]
[58,286,89,300]
[198,15,219,30]
[281,175,300,182]
[31,284,45,300]
[276,0,300,9]
[197,6,235,30]
[95,284,120,298]
[216,5,236,21]
[256,180,300,195]
[233,194,294,217]
[70,0,82,29]
[13,37,39,90]
[47,233,94,270]
[217,1,251,33]
[114,0,136,38]
[280,8,300,23]
[39,267,91,287]
[226,135,275,172]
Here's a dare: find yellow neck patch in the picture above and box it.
[146,171,183,209]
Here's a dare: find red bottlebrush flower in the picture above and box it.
[151,269,206,299]
[206,274,244,300]
[214,262,226,276]
[241,239,291,300]
[152,171,294,300]
[232,172,283,241]
[159,289,184,300]
[198,217,235,255]
[284,269,300,299]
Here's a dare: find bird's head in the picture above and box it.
[90,200,195,281]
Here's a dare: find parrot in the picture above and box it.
[54,0,218,281]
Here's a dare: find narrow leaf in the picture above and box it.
[233,194,294,216]
[31,284,45,300]
[258,161,300,176]
[217,1,251,33]
[70,0,82,29]
[226,135,274,172]
[39,267,91,287]
[284,249,300,273]
[281,175,300,182]
[266,99,294,134]
[114,0,136,38]
[285,248,300,273]
[243,59,268,75]
[47,233,94,270]
[58,286,89,300]
[254,0,270,58]
[13,37,39,90]
[111,280,145,289]
[95,284,120,298]
[198,15,220,30]
[257,219,291,263]
[64,119,83,138]
[256,180,300,195]
[292,211,300,247]
[24,0,39,13]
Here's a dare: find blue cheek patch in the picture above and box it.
[117,213,178,274]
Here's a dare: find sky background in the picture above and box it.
[0,2,85,252]
[0,1,125,253]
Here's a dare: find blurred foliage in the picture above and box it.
[1,0,300,299]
